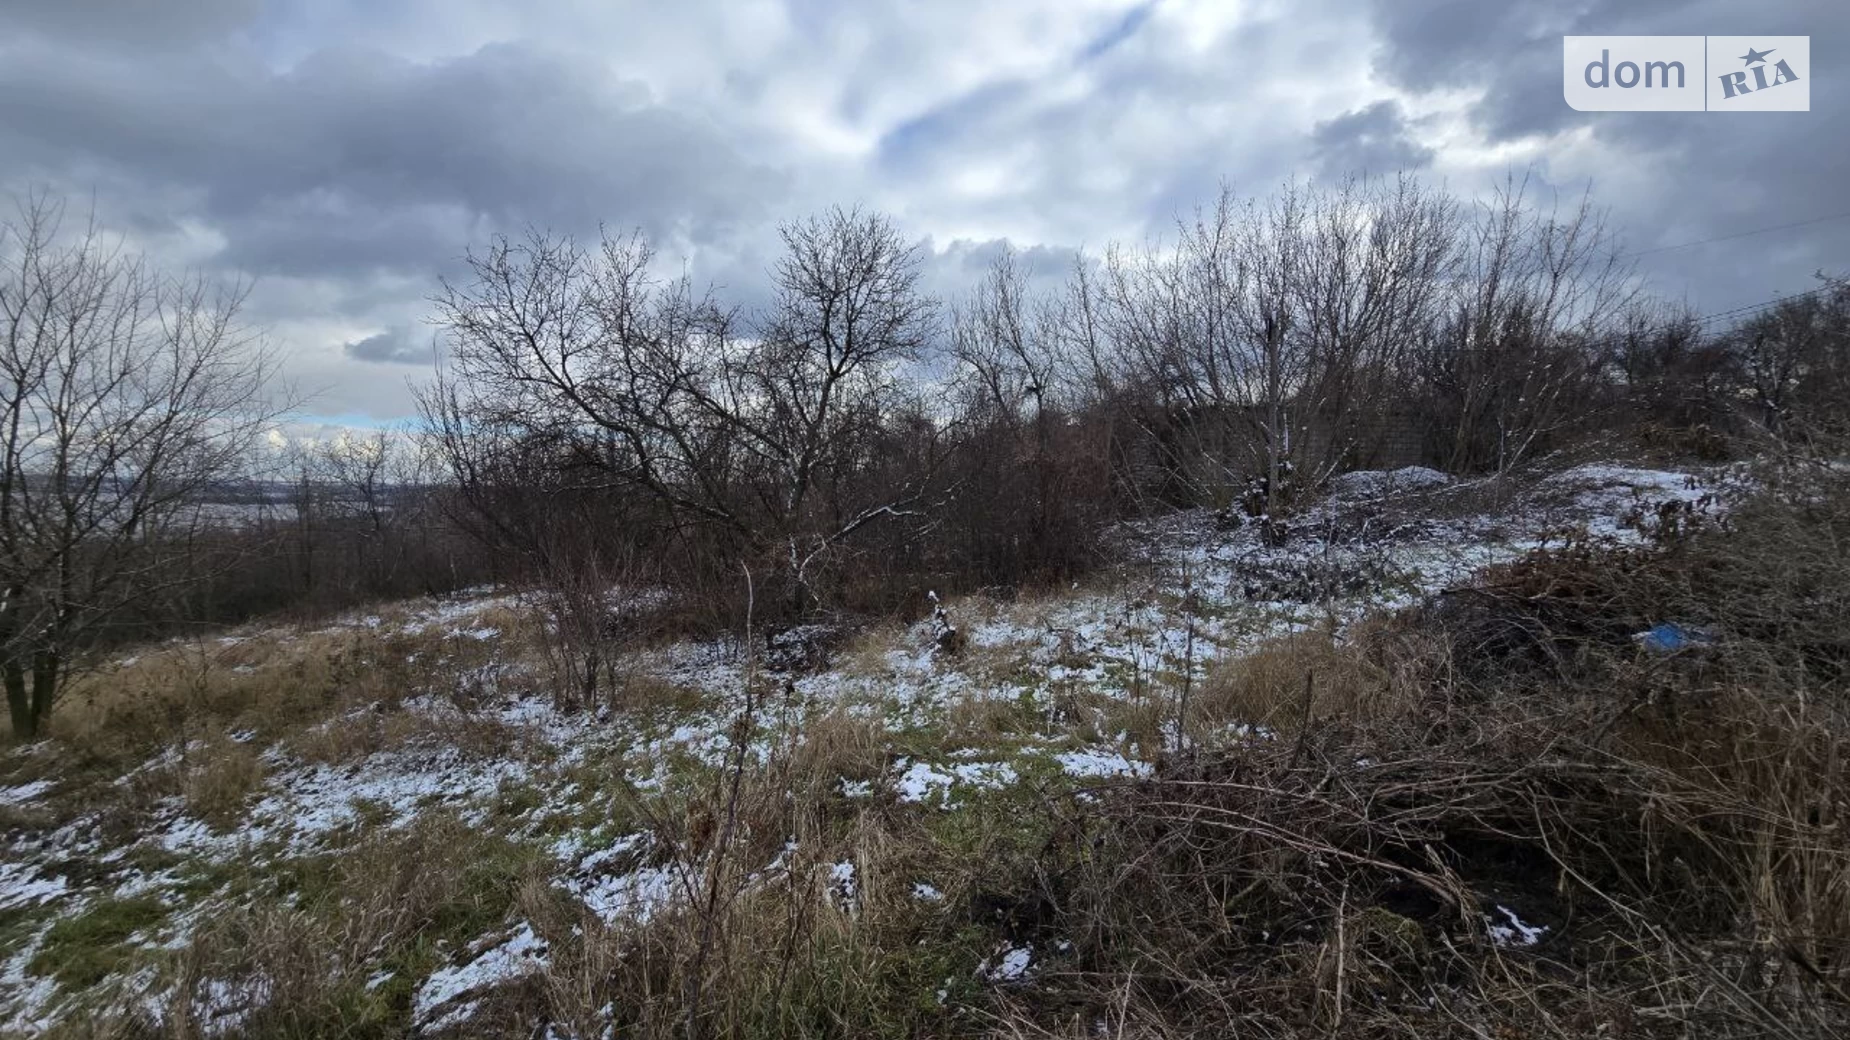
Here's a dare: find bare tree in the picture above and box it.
[743,207,945,607]
[285,427,445,602]
[1414,174,1638,473]
[950,249,1070,567]
[424,207,945,620]
[0,192,280,739]
[954,249,1063,447]
[1099,178,1455,520]
[1726,275,1850,445]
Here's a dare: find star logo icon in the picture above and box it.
[1740,46,1775,66]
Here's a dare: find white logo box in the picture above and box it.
[1565,36,1809,112]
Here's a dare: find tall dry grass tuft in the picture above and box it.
[181,732,265,829]
[1193,622,1413,734]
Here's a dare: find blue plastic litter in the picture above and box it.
[1633,622,1715,654]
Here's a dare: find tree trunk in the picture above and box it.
[30,648,58,733]
[580,650,599,709]
[4,654,33,740]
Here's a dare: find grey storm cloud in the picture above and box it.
[0,0,260,49]
[1309,101,1435,180]
[916,238,1090,306]
[1361,0,1850,309]
[344,328,434,366]
[0,41,784,279]
[1,0,1844,424]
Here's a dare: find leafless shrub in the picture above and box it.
[1725,275,1850,448]
[1097,177,1457,512]
[1413,174,1639,475]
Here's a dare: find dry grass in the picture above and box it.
[983,461,1850,1039]
[23,464,1850,1039]
[283,702,522,766]
[1192,620,1416,734]
[181,733,266,829]
[1060,684,1169,749]
[945,688,1046,746]
[474,658,1046,1040]
[38,605,534,783]
[165,812,545,1039]
[786,708,887,798]
[607,670,708,714]
[834,619,917,680]
[514,802,998,1040]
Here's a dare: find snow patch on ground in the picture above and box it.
[980,945,1033,982]
[892,758,1018,807]
[829,860,858,910]
[157,746,531,861]
[1053,749,1152,781]
[1328,466,1451,498]
[0,780,53,805]
[1485,905,1548,948]
[559,836,683,927]
[413,922,548,1028]
[0,862,68,911]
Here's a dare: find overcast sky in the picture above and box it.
[1,0,1839,429]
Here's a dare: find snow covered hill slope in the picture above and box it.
[0,462,1738,1036]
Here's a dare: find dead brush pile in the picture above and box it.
[1001,462,1850,1038]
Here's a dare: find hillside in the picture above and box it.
[10,454,1840,1038]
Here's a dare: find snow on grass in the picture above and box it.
[0,862,69,910]
[572,865,682,926]
[391,592,521,637]
[413,922,548,1029]
[1327,465,1451,498]
[893,760,955,804]
[1485,905,1549,948]
[154,746,533,861]
[187,976,272,1037]
[0,458,1729,1033]
[0,780,53,806]
[0,938,59,1036]
[559,834,684,926]
[1053,748,1152,781]
[979,944,1033,983]
[892,758,1019,807]
[1546,463,1727,541]
[829,860,858,910]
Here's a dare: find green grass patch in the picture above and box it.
[28,894,168,990]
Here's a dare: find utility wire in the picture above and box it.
[1574,277,1846,356]
[1444,278,1843,355]
[1623,209,1850,259]
[1686,279,1843,329]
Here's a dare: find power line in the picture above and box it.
[1623,209,1850,259]
[1577,278,1846,357]
[1687,279,1843,329]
